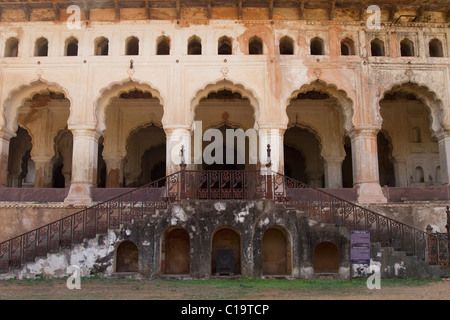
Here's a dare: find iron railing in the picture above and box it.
[271,172,450,268]
[0,169,449,274]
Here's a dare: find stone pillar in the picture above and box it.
[0,128,15,187]
[324,156,343,188]
[104,156,122,188]
[348,128,387,203]
[258,128,285,174]
[165,127,191,175]
[393,157,407,187]
[437,130,450,185]
[64,128,102,205]
[32,156,53,188]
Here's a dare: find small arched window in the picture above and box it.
[310,37,324,55]
[218,36,232,55]
[115,241,139,272]
[65,37,78,56]
[95,37,109,56]
[4,37,18,57]
[125,36,139,55]
[429,39,443,57]
[412,127,422,143]
[35,37,49,57]
[400,38,415,57]
[415,166,425,183]
[279,36,294,55]
[370,38,385,56]
[340,38,355,56]
[249,36,263,55]
[187,36,202,55]
[157,36,170,55]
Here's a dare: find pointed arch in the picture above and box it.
[2,79,72,133]
[190,79,260,129]
[94,78,166,133]
[287,80,354,133]
[378,82,445,136]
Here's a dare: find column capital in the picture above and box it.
[164,125,191,136]
[68,126,102,140]
[0,126,16,141]
[435,128,450,141]
[347,126,380,139]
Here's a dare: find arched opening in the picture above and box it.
[188,36,202,55]
[429,39,443,58]
[370,38,385,57]
[211,227,241,275]
[284,127,324,187]
[262,227,291,275]
[6,88,71,189]
[115,241,138,272]
[379,86,439,187]
[249,36,263,55]
[100,85,164,188]
[123,125,166,187]
[313,242,339,274]
[218,36,232,55]
[4,37,18,57]
[310,37,324,55]
[340,38,355,56]
[65,37,78,56]
[161,227,190,275]
[157,36,170,55]
[125,36,139,55]
[194,87,257,171]
[400,39,414,57]
[7,127,32,187]
[52,128,73,188]
[279,36,294,55]
[415,166,425,183]
[286,82,353,188]
[95,37,109,56]
[35,37,48,57]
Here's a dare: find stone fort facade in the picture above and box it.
[0,0,449,279]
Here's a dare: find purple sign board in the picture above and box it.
[350,230,371,264]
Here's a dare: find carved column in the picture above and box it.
[437,130,450,185]
[324,156,344,188]
[0,127,15,187]
[348,128,387,203]
[64,128,102,205]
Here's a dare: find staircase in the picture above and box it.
[0,169,449,275]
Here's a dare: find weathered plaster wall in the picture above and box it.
[1,200,445,280]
